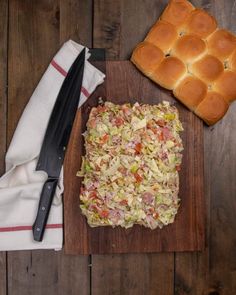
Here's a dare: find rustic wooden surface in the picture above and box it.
[0,0,236,294]
[64,61,204,254]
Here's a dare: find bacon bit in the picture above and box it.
[118,167,127,175]
[134,173,143,183]
[134,142,142,154]
[156,120,165,127]
[80,186,85,194]
[99,210,109,218]
[122,106,131,115]
[119,200,128,206]
[97,105,107,113]
[115,117,124,126]
[100,134,109,144]
[88,119,96,128]
[149,207,155,214]
[90,204,98,211]
[176,165,181,171]
[153,212,159,219]
[158,131,164,141]
[89,191,98,199]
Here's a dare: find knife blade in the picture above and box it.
[32,48,86,242]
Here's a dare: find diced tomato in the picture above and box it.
[153,212,159,219]
[115,117,124,126]
[90,204,98,211]
[119,199,128,206]
[122,106,131,115]
[80,186,85,194]
[100,134,109,144]
[97,105,107,113]
[88,119,96,128]
[156,120,165,127]
[118,167,127,175]
[134,173,143,183]
[134,142,142,154]
[148,207,155,214]
[99,210,109,218]
[89,191,98,199]
[176,165,181,171]
[158,131,164,141]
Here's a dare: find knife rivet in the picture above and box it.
[47,185,51,189]
[36,227,40,232]
[42,206,45,211]
[63,146,66,151]
[59,156,62,160]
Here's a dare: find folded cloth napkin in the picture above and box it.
[0,40,105,251]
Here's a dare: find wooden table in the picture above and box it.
[0,0,236,294]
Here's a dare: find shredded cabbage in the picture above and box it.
[77,100,184,229]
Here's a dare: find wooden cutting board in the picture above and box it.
[64,61,205,254]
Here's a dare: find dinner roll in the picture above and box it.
[190,55,224,83]
[174,75,207,110]
[228,49,236,71]
[151,57,187,90]
[131,0,236,125]
[171,34,206,62]
[145,20,178,53]
[213,71,236,103]
[161,0,194,28]
[207,29,236,61]
[184,9,217,38]
[131,42,165,76]
[195,92,229,125]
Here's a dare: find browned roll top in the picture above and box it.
[131,0,236,125]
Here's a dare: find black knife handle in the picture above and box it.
[32,178,58,241]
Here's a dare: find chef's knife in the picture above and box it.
[33,48,85,242]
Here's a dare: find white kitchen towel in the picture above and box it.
[0,40,105,251]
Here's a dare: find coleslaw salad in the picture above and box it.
[77,101,184,229]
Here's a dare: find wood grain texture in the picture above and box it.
[93,0,167,60]
[92,253,174,295]
[7,0,60,293]
[6,1,91,295]
[64,61,205,254]
[60,0,92,46]
[174,1,236,294]
[0,1,8,295]
[7,0,60,142]
[92,2,177,294]
[7,251,90,295]
[93,0,121,59]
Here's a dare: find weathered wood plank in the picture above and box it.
[7,251,90,295]
[60,0,92,47]
[60,1,93,295]
[93,0,167,60]
[175,0,236,294]
[93,0,121,59]
[7,1,92,294]
[7,1,60,295]
[92,254,174,295]
[7,0,60,142]
[0,252,6,295]
[92,1,175,294]
[0,0,8,294]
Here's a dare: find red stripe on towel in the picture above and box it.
[51,60,90,98]
[51,60,67,77]
[0,224,63,233]
[81,86,90,98]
